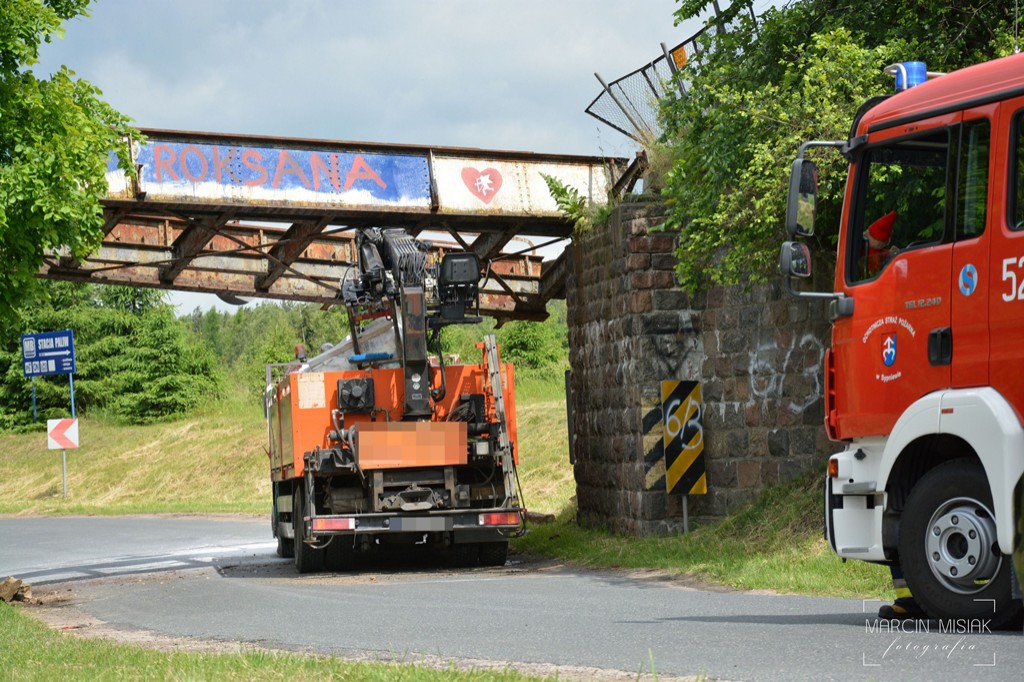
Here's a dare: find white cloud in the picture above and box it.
[39,0,694,154]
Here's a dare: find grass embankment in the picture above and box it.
[0,393,268,516]
[0,373,891,600]
[517,474,891,599]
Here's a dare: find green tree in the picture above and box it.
[237,321,300,400]
[0,0,136,322]
[662,0,1017,292]
[184,301,352,398]
[0,283,222,430]
[496,319,565,370]
[94,285,164,314]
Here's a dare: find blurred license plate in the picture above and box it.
[392,517,449,531]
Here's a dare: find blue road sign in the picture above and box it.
[21,330,76,377]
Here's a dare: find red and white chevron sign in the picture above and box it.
[47,418,79,450]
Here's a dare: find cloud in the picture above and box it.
[39,0,689,154]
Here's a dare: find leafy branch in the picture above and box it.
[541,173,613,233]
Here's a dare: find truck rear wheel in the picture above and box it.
[325,536,355,572]
[452,543,480,568]
[479,541,508,567]
[293,485,324,574]
[276,533,294,559]
[898,459,1023,629]
[273,484,294,558]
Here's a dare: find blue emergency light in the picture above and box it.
[885,61,928,92]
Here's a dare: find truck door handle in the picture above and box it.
[928,327,952,366]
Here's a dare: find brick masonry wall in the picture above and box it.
[565,202,834,534]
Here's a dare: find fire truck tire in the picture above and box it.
[899,459,1023,629]
[293,485,325,574]
[479,541,508,567]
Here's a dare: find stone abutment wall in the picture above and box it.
[565,203,833,534]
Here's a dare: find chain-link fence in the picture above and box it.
[585,25,711,143]
[586,0,769,143]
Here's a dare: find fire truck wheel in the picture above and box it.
[293,485,325,574]
[899,459,1023,629]
[479,541,508,567]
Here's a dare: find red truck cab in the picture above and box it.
[781,53,1024,627]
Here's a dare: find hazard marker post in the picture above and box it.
[47,418,79,498]
[661,380,707,533]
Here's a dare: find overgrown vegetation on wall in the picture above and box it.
[541,174,615,233]
[661,0,1018,293]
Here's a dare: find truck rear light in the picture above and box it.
[827,457,839,478]
[479,512,520,526]
[312,517,355,532]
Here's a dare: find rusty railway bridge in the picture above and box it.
[38,129,639,322]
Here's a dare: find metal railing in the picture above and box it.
[586,0,769,143]
[585,26,711,143]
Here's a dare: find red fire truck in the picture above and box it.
[781,54,1024,627]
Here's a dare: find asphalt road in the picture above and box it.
[1,516,1021,681]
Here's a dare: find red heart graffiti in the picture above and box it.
[461,167,503,204]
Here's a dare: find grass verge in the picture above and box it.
[515,471,893,600]
[0,391,268,516]
[0,602,548,682]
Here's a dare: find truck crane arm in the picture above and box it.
[343,227,481,419]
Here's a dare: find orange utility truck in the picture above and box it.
[781,54,1024,627]
[266,228,523,573]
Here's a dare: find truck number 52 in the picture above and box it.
[1001,256,1024,301]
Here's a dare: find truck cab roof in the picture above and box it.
[859,52,1024,136]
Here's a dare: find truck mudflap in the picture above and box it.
[305,508,523,539]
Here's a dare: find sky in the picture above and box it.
[35,0,706,312]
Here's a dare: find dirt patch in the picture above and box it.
[215,550,571,586]
[611,566,782,595]
[212,550,745,595]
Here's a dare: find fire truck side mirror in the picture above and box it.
[780,241,812,279]
[786,158,818,238]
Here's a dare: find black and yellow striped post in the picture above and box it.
[662,380,706,530]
